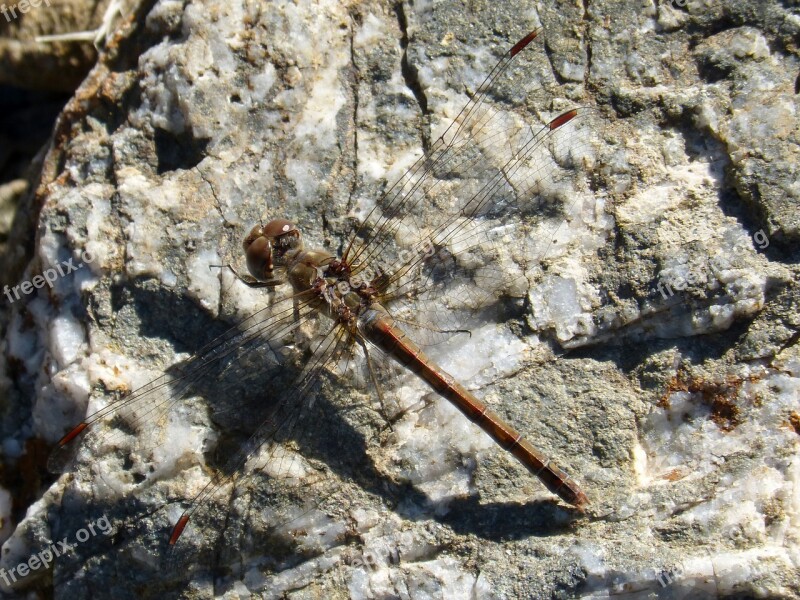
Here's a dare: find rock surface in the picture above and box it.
[0,0,799,599]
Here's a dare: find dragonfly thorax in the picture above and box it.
[314,258,380,326]
[242,219,378,324]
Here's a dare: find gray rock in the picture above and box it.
[1,0,798,598]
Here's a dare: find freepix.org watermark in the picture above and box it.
[657,229,769,300]
[0,515,111,586]
[314,240,435,295]
[0,0,50,23]
[3,250,94,305]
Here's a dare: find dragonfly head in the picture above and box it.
[243,219,302,281]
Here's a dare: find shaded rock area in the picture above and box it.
[0,85,71,292]
[0,0,113,91]
[0,0,799,599]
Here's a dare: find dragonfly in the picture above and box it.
[50,27,601,562]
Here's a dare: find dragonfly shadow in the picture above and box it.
[122,285,393,501]
[561,293,768,373]
[119,281,234,356]
[45,496,194,599]
[99,283,584,588]
[433,495,584,539]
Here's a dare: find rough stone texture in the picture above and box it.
[0,0,799,599]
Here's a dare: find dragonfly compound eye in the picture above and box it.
[245,235,274,281]
[263,219,297,238]
[264,219,302,258]
[243,225,264,253]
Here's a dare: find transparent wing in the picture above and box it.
[50,323,367,585]
[343,29,604,341]
[163,323,357,570]
[48,291,315,474]
[52,292,376,574]
[387,108,602,339]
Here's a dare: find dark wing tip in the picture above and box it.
[47,422,89,474]
[548,108,580,130]
[169,514,191,546]
[58,422,89,446]
[510,29,541,57]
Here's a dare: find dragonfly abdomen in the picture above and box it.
[361,307,588,508]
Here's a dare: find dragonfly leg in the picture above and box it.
[389,316,471,340]
[210,263,283,288]
[382,395,434,432]
[356,337,396,431]
[292,298,305,346]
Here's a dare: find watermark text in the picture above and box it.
[0,514,111,587]
[3,250,94,305]
[1,0,51,23]
[657,229,769,300]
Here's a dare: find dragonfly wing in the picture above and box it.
[344,31,606,345]
[163,323,357,575]
[48,292,317,479]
